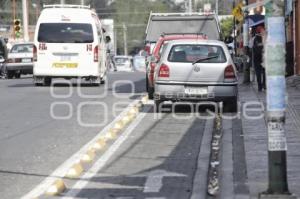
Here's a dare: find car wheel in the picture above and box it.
[223,96,238,113]
[146,75,149,91]
[100,75,106,85]
[7,71,14,79]
[34,83,42,86]
[15,73,21,79]
[43,77,52,86]
[154,99,162,113]
[148,86,154,100]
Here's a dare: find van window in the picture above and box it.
[38,23,94,43]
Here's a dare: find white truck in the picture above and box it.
[144,12,222,55]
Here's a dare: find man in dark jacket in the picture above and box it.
[253,26,266,91]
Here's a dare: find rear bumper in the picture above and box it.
[33,64,103,77]
[154,81,238,101]
[6,63,33,72]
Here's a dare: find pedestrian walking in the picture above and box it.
[105,36,117,71]
[253,25,266,91]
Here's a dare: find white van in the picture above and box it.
[33,4,107,86]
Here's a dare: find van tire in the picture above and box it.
[100,76,106,85]
[7,71,14,79]
[43,77,52,86]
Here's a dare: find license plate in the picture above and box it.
[60,56,71,61]
[22,58,31,63]
[52,63,78,68]
[184,87,208,95]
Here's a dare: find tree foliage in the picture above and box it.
[220,17,234,37]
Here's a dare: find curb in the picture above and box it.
[45,179,66,196]
[81,149,96,163]
[65,163,84,178]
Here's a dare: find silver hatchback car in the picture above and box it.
[154,40,238,112]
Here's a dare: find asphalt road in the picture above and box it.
[0,72,145,199]
[0,72,216,199]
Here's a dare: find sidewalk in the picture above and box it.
[239,76,300,199]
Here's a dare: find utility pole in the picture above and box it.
[123,23,128,56]
[259,0,295,198]
[215,0,218,15]
[296,0,300,75]
[188,0,193,13]
[12,0,16,39]
[81,0,84,5]
[60,0,65,4]
[233,1,237,55]
[22,0,29,42]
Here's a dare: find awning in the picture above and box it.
[245,14,264,27]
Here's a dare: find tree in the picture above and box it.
[220,17,234,37]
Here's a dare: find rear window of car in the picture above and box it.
[38,23,94,43]
[168,44,226,63]
[11,44,33,53]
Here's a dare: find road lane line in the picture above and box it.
[21,98,145,199]
[62,105,151,199]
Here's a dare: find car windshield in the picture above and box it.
[10,44,33,53]
[38,23,94,43]
[168,44,226,63]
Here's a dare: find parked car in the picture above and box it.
[6,42,33,79]
[146,33,208,99]
[114,55,133,72]
[153,40,238,112]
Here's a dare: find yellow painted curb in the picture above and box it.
[141,96,149,104]
[129,107,139,115]
[45,179,66,196]
[114,121,124,130]
[65,163,84,178]
[81,149,96,163]
[92,138,106,151]
[136,102,143,109]
[104,128,118,140]
[121,115,132,125]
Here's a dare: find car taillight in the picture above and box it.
[33,45,37,61]
[94,45,99,62]
[158,63,170,78]
[224,65,236,79]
